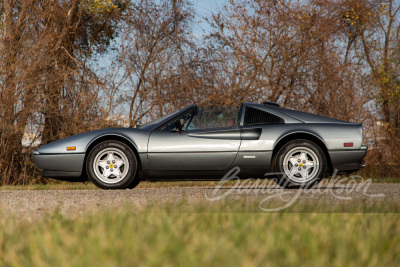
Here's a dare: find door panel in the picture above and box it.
[147,127,241,171]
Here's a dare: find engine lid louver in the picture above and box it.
[244,107,284,126]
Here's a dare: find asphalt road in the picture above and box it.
[1,183,399,220]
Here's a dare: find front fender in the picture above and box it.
[37,128,151,154]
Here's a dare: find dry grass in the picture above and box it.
[0,201,399,266]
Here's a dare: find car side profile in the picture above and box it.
[33,102,367,189]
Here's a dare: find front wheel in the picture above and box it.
[274,139,327,188]
[86,141,139,189]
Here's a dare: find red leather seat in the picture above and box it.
[227,119,235,127]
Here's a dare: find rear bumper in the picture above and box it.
[329,145,368,172]
[33,151,85,177]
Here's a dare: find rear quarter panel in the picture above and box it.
[234,123,363,172]
[240,123,363,152]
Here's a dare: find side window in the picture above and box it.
[244,107,284,126]
[187,106,240,130]
[159,106,240,131]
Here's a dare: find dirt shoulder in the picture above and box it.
[1,183,399,220]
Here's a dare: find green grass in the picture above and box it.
[330,176,400,183]
[0,201,399,266]
[366,177,400,183]
[0,180,243,190]
[1,176,399,191]
[0,182,99,190]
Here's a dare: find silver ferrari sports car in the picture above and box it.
[33,102,367,189]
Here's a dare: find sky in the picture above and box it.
[192,0,226,36]
[95,0,229,118]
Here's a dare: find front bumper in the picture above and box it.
[33,151,85,178]
[329,145,368,172]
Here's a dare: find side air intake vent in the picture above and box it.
[244,107,284,125]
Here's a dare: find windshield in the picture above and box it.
[139,108,188,130]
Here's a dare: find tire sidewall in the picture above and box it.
[86,141,137,189]
[275,139,326,188]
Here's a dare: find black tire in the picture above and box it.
[86,141,139,189]
[127,177,141,189]
[274,139,327,189]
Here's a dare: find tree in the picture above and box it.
[0,0,123,184]
[112,0,196,126]
[206,0,370,120]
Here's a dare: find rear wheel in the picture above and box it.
[86,141,139,189]
[274,139,327,188]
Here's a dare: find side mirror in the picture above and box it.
[177,118,185,132]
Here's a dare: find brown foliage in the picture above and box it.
[0,0,122,184]
[0,0,399,184]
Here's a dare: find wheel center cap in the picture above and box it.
[298,163,304,168]
[109,164,114,168]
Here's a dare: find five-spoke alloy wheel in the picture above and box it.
[275,139,326,188]
[87,141,139,189]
